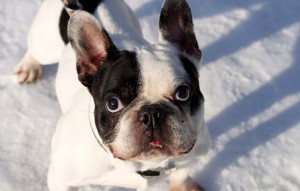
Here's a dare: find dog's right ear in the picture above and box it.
[68,10,118,89]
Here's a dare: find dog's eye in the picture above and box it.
[174,85,190,102]
[106,97,124,113]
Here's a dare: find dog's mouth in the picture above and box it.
[132,139,196,161]
[109,138,196,161]
[109,139,170,160]
[149,140,163,148]
[133,141,172,160]
[144,139,167,153]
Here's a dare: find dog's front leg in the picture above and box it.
[48,178,78,191]
[48,184,78,191]
[169,169,204,191]
[47,164,78,191]
[48,177,78,191]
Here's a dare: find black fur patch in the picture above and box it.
[59,0,103,44]
[59,10,70,44]
[180,55,204,115]
[91,51,141,143]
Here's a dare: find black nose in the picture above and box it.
[138,104,174,128]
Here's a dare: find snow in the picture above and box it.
[1,0,300,190]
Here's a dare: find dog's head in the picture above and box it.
[68,0,204,162]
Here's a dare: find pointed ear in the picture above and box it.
[159,0,201,61]
[68,10,118,88]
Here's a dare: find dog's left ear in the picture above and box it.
[68,10,118,89]
[159,0,201,62]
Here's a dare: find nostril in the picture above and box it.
[140,113,150,126]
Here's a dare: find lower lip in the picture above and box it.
[142,141,171,154]
[140,147,167,158]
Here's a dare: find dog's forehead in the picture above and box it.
[136,44,188,99]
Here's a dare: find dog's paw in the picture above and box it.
[170,176,204,191]
[14,53,42,84]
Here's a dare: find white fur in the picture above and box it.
[27,0,65,64]
[22,0,210,190]
[138,45,185,100]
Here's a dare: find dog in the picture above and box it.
[15,0,210,190]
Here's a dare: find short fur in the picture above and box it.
[59,0,103,44]
[16,0,210,190]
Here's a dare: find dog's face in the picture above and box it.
[92,45,204,162]
[68,0,204,162]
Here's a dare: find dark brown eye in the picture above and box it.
[174,85,190,102]
[106,97,124,113]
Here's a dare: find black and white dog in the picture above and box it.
[15,0,210,190]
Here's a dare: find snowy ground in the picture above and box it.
[1,0,300,190]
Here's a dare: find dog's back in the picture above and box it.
[27,0,143,66]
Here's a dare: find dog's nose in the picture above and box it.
[139,109,162,127]
[138,104,174,128]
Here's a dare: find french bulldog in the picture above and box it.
[15,0,210,190]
